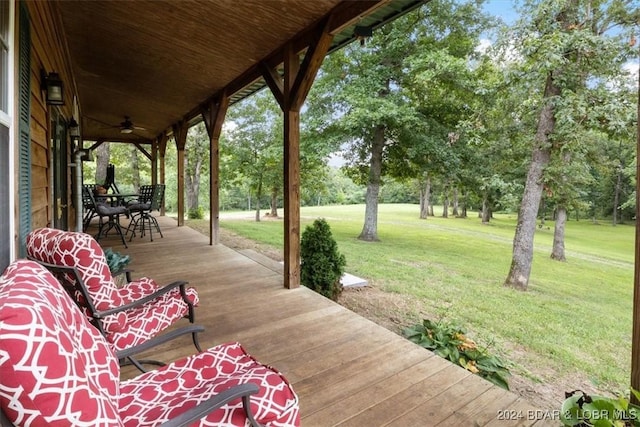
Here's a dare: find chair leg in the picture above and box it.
[150,215,163,238]
[113,215,128,248]
[192,330,203,353]
[96,215,128,248]
[146,214,153,241]
[120,356,166,373]
[95,217,107,241]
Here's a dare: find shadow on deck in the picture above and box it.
[102,215,556,426]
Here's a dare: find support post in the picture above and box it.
[262,18,333,289]
[151,139,158,186]
[202,93,229,245]
[283,43,301,289]
[173,122,188,227]
[631,44,640,399]
[158,133,168,216]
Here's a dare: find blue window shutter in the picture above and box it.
[18,3,30,257]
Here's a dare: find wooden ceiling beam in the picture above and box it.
[260,63,284,111]
[133,141,152,161]
[157,132,168,158]
[180,0,388,127]
[201,92,229,141]
[88,139,105,152]
[291,16,334,110]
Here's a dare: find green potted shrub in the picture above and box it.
[300,218,346,301]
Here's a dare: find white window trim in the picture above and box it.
[6,0,15,262]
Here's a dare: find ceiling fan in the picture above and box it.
[118,116,146,134]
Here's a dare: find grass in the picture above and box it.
[198,204,635,396]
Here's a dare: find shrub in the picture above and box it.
[560,389,640,426]
[188,206,204,219]
[404,318,511,390]
[300,218,346,301]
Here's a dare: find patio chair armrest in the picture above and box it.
[158,383,262,427]
[96,280,190,317]
[115,325,205,360]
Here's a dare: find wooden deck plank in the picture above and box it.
[386,372,495,426]
[116,216,555,426]
[436,384,519,426]
[304,354,451,425]
[337,363,472,426]
[483,397,558,427]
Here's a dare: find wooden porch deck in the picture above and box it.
[105,216,557,426]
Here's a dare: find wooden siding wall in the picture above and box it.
[23,1,75,231]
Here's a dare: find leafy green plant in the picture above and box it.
[188,207,204,220]
[404,318,511,390]
[300,218,346,301]
[103,247,131,275]
[560,389,640,427]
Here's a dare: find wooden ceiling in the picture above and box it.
[56,0,424,143]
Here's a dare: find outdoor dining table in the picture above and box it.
[102,193,139,207]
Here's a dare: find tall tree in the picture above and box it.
[185,122,209,216]
[94,142,110,185]
[504,0,638,289]
[308,0,491,238]
[223,91,283,222]
[129,145,140,192]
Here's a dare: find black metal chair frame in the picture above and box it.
[28,258,203,373]
[83,186,129,248]
[82,184,98,231]
[127,184,165,242]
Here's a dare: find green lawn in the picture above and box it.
[210,204,634,395]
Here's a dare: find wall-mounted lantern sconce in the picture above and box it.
[354,25,372,46]
[68,117,80,139]
[41,70,64,105]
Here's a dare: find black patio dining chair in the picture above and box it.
[83,185,129,248]
[126,184,165,242]
[82,184,99,231]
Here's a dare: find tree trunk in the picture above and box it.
[358,125,385,241]
[94,142,110,184]
[186,156,202,213]
[270,187,278,217]
[504,73,559,291]
[130,146,140,192]
[551,205,567,261]
[613,166,622,226]
[452,187,459,217]
[551,149,571,260]
[255,176,262,222]
[419,174,430,220]
[442,183,449,218]
[481,197,491,224]
[459,190,467,218]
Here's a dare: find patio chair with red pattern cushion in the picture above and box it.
[0,260,300,426]
[25,227,203,371]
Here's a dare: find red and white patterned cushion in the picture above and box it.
[0,260,300,426]
[26,227,199,352]
[120,342,300,426]
[0,260,121,426]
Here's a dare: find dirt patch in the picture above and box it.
[189,222,285,262]
[187,222,586,412]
